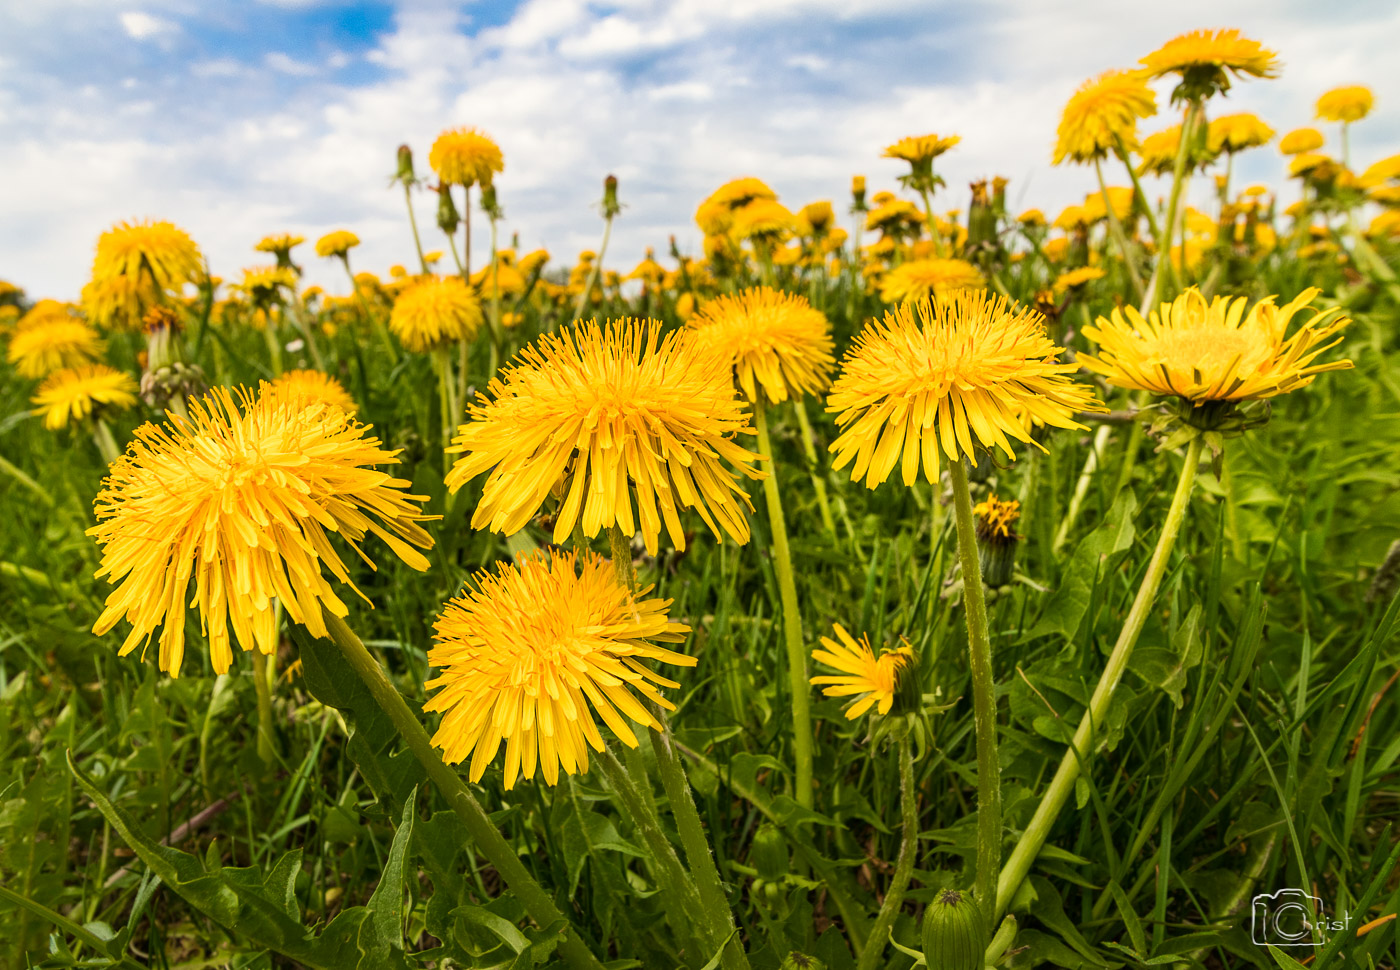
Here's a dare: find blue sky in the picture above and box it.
[3,0,1399,299]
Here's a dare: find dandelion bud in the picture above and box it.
[751,824,788,883]
[991,175,1008,211]
[778,954,826,970]
[602,174,621,218]
[437,185,460,235]
[480,182,504,220]
[851,174,868,212]
[922,889,988,970]
[395,143,416,185]
[975,495,1021,588]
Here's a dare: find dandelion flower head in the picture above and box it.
[7,317,104,378]
[389,274,484,352]
[1053,69,1157,165]
[1316,85,1374,124]
[429,126,504,188]
[811,623,911,720]
[316,230,361,259]
[879,258,984,304]
[89,384,435,677]
[423,550,694,789]
[685,287,835,405]
[32,364,138,430]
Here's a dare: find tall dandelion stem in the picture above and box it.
[1095,156,1143,300]
[856,733,917,970]
[252,649,276,765]
[1151,101,1203,304]
[949,455,1001,906]
[996,436,1203,919]
[404,182,429,274]
[92,419,121,465]
[571,212,615,327]
[753,399,815,809]
[321,610,604,970]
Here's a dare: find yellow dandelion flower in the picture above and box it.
[1279,128,1325,156]
[315,230,360,259]
[389,275,484,352]
[424,249,444,266]
[974,494,1021,540]
[1081,287,1352,404]
[1042,237,1071,263]
[882,133,961,166]
[624,250,667,286]
[8,318,104,378]
[270,368,357,414]
[471,259,527,296]
[1017,209,1047,228]
[879,258,984,304]
[1137,124,1216,177]
[1083,187,1135,224]
[1053,266,1107,294]
[423,550,694,789]
[1367,210,1400,239]
[237,265,297,305]
[810,623,910,720]
[1053,205,1091,232]
[520,249,550,276]
[797,200,836,236]
[1316,85,1374,124]
[1207,112,1275,154]
[31,364,138,430]
[1359,153,1400,187]
[685,287,835,405]
[429,126,504,188]
[1368,185,1400,206]
[92,219,203,292]
[705,177,778,213]
[827,291,1102,488]
[445,318,764,554]
[15,299,80,332]
[865,198,925,234]
[1141,28,1280,101]
[89,384,435,677]
[732,199,795,240]
[1289,153,1340,180]
[1053,69,1157,166]
[82,274,160,332]
[255,233,305,256]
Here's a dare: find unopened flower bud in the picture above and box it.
[437,185,460,235]
[602,174,621,218]
[751,824,788,883]
[922,889,988,970]
[395,144,416,185]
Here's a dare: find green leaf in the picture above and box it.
[293,625,427,815]
[1028,491,1138,644]
[367,787,416,950]
[1128,604,1204,707]
[1265,945,1310,970]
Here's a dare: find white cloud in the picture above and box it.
[119,10,178,41]
[265,51,318,76]
[4,0,1400,302]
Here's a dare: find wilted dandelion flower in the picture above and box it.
[879,258,984,304]
[685,287,835,404]
[315,230,361,259]
[270,368,357,413]
[429,127,504,188]
[1081,287,1352,404]
[827,291,1103,489]
[31,364,138,430]
[389,274,484,352]
[810,624,911,720]
[1141,28,1279,101]
[1207,112,1275,154]
[1053,69,1157,165]
[423,550,694,789]
[8,317,103,378]
[1316,85,1374,124]
[446,318,764,554]
[89,384,435,677]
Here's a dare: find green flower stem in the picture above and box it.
[1150,101,1203,306]
[404,182,429,274]
[1095,156,1143,301]
[856,733,918,970]
[252,650,277,765]
[753,399,815,810]
[0,455,53,505]
[1113,134,1162,243]
[321,611,604,970]
[342,255,397,363]
[948,456,1002,907]
[596,749,712,951]
[917,186,944,258]
[432,349,457,448]
[571,211,615,327]
[262,323,285,377]
[789,400,836,535]
[605,524,750,970]
[92,419,121,466]
[461,185,472,280]
[995,435,1203,920]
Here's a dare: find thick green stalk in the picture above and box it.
[321,611,603,970]
[855,734,918,970]
[92,419,121,465]
[1094,156,1143,301]
[252,651,277,765]
[948,456,1001,906]
[605,525,749,970]
[753,399,815,809]
[790,401,836,535]
[917,186,944,257]
[995,436,1203,919]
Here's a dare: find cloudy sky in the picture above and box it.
[2,0,1398,300]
